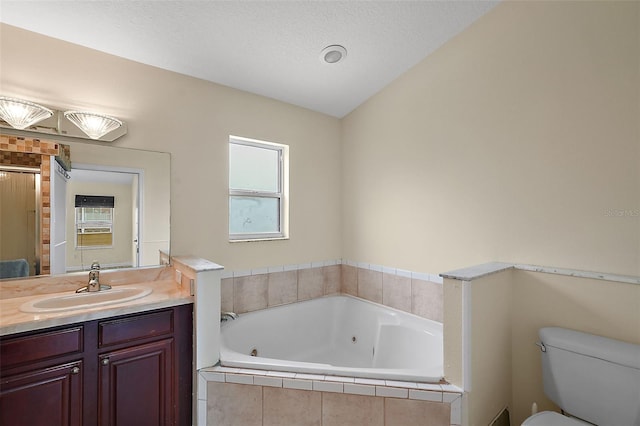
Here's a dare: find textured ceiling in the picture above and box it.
[0,1,497,118]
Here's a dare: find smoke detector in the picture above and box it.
[320,45,347,64]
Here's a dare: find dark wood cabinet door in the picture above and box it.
[98,338,174,426]
[0,360,83,426]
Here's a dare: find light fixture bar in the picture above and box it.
[0,96,53,130]
[64,111,123,140]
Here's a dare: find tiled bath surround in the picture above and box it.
[199,367,462,426]
[211,260,449,425]
[221,259,443,322]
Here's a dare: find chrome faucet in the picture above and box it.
[221,312,238,322]
[76,261,111,293]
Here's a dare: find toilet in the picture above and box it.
[522,327,640,426]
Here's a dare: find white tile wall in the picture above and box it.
[313,380,343,393]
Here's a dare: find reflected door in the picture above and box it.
[0,170,38,276]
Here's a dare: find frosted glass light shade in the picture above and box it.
[0,97,53,129]
[64,111,123,140]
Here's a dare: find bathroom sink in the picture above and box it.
[20,286,153,313]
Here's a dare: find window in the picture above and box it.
[75,195,114,248]
[229,136,287,240]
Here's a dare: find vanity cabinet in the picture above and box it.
[0,303,193,426]
[0,326,84,426]
[0,359,84,426]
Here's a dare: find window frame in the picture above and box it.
[229,136,287,241]
[74,206,114,249]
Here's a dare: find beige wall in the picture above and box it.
[342,0,640,276]
[443,271,514,426]
[2,1,637,276]
[468,272,512,425]
[0,23,342,272]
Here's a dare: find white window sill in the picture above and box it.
[229,236,289,243]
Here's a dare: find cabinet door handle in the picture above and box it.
[101,358,109,366]
[71,366,80,374]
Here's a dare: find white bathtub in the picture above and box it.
[220,295,443,382]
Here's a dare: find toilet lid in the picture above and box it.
[522,411,589,426]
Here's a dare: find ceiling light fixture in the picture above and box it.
[321,45,347,64]
[64,111,123,140]
[0,96,53,130]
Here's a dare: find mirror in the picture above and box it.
[0,136,170,279]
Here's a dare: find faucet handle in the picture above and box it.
[90,261,100,271]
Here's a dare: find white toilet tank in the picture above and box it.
[539,327,640,426]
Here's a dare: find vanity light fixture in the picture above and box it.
[0,96,53,130]
[63,111,123,140]
[320,45,347,64]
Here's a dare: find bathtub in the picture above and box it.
[220,295,443,382]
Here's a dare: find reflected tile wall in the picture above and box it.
[1,135,61,276]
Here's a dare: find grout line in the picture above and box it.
[295,269,299,301]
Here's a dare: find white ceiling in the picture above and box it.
[0,1,497,118]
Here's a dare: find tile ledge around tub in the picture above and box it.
[170,255,224,273]
[441,262,640,285]
[440,262,513,281]
[200,365,462,398]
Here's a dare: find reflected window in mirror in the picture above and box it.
[75,206,114,248]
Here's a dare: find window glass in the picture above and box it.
[229,196,279,234]
[229,136,287,240]
[229,143,279,192]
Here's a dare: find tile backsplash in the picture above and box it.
[221,260,443,322]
